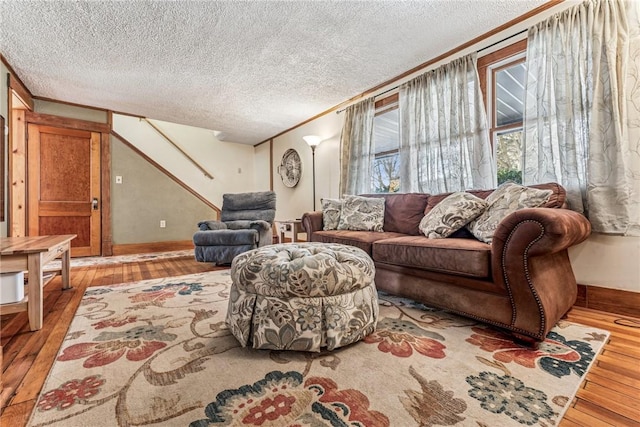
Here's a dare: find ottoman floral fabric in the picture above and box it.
[226,243,378,351]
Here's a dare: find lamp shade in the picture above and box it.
[303,135,322,147]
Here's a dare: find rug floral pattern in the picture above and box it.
[29,271,608,426]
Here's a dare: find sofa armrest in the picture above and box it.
[490,208,591,341]
[301,211,323,236]
[492,208,591,257]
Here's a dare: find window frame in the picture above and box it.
[477,39,527,150]
[477,39,527,185]
[371,92,400,193]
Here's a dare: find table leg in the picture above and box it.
[61,245,71,290]
[27,253,43,331]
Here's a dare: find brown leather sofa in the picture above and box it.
[301,183,591,342]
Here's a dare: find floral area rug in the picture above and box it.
[28,270,608,426]
[44,249,194,270]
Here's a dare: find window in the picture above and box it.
[372,94,400,193]
[478,40,527,185]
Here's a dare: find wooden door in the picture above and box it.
[27,124,101,257]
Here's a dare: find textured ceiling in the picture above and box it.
[0,0,548,144]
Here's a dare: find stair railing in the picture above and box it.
[141,118,215,180]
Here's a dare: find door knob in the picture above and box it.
[92,198,99,210]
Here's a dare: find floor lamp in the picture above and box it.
[303,135,322,211]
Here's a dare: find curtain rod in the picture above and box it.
[336,27,529,114]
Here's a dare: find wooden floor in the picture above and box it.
[1,256,639,426]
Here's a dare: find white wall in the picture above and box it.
[569,235,640,292]
[270,112,343,221]
[113,114,255,207]
[253,142,271,192]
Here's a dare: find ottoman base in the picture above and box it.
[225,242,378,352]
[226,283,378,351]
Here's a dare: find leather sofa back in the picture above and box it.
[360,193,429,235]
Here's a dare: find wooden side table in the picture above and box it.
[0,234,76,331]
[275,220,305,244]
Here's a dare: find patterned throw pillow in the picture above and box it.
[419,192,488,238]
[467,183,553,244]
[337,195,385,232]
[321,198,343,230]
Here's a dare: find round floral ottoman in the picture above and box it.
[226,242,378,351]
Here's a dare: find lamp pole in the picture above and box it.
[311,145,316,211]
[303,135,322,212]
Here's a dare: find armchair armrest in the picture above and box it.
[301,211,323,237]
[198,220,227,231]
[490,208,591,341]
[224,220,271,232]
[249,220,271,232]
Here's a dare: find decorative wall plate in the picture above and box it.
[278,148,302,188]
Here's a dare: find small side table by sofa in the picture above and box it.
[0,234,76,331]
[275,219,305,243]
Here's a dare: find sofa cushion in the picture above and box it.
[419,192,488,238]
[337,195,385,232]
[361,193,430,235]
[467,183,553,244]
[321,198,343,230]
[423,182,565,216]
[373,236,491,278]
[311,230,407,256]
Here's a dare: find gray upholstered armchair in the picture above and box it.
[193,191,276,264]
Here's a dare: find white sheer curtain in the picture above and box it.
[523,0,640,235]
[398,53,495,194]
[339,98,376,195]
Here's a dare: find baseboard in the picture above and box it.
[574,284,640,318]
[112,240,194,256]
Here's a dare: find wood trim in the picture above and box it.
[25,112,110,133]
[477,38,528,68]
[374,93,399,111]
[254,0,564,146]
[8,75,34,111]
[107,109,145,119]
[0,115,4,223]
[31,95,110,113]
[101,132,113,256]
[2,54,34,110]
[90,132,102,255]
[269,139,274,191]
[478,39,528,112]
[26,124,40,237]
[111,240,194,256]
[9,110,27,237]
[575,284,640,318]
[111,130,221,215]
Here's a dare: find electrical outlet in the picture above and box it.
[160,220,166,228]
[115,175,123,184]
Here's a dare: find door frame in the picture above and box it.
[23,112,113,256]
